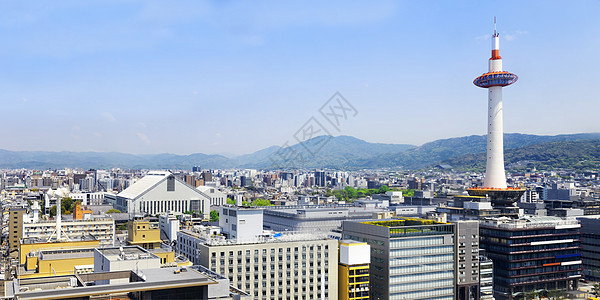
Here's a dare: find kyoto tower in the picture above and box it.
[468,18,524,206]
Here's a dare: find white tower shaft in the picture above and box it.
[483,33,507,188]
[484,86,507,188]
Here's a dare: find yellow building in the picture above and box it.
[19,238,100,279]
[22,248,96,279]
[127,218,162,249]
[20,238,99,265]
[72,202,93,220]
[339,240,370,300]
[127,218,191,267]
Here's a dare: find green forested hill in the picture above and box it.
[443,139,600,172]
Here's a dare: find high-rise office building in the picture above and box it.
[315,171,326,187]
[479,216,582,299]
[579,216,600,281]
[342,218,459,300]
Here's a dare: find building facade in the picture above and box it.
[177,230,338,300]
[455,220,480,300]
[479,216,582,299]
[579,216,600,281]
[114,171,210,218]
[22,217,115,246]
[342,219,457,300]
[338,240,370,300]
[219,206,263,240]
[8,207,27,251]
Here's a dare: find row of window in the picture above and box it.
[389,262,454,275]
[390,278,453,292]
[384,270,453,284]
[388,287,453,299]
[389,245,454,257]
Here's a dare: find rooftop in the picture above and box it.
[480,216,580,229]
[117,171,171,200]
[361,217,448,227]
[39,248,96,261]
[181,228,330,246]
[7,266,220,300]
[96,246,158,261]
[21,234,98,245]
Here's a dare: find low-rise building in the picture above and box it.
[177,229,338,299]
[3,265,248,300]
[197,185,228,206]
[219,206,263,240]
[114,171,210,218]
[22,216,115,246]
[159,212,181,243]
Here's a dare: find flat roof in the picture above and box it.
[11,267,217,300]
[40,248,96,260]
[360,218,448,227]
[97,246,158,261]
[181,229,330,246]
[21,235,98,245]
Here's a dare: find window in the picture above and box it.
[167,176,175,191]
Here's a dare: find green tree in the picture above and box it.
[226,198,236,205]
[402,189,415,197]
[378,185,390,193]
[49,205,57,217]
[106,209,121,214]
[252,198,273,206]
[210,210,219,222]
[344,186,358,198]
[61,197,74,214]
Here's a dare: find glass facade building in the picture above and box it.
[479,216,582,300]
[580,217,600,281]
[342,219,457,300]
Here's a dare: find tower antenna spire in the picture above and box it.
[494,16,497,36]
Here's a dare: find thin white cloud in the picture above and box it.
[137,122,147,129]
[136,132,151,144]
[101,112,117,122]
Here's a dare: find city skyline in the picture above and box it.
[2,1,599,155]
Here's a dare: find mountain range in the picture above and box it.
[1,133,599,171]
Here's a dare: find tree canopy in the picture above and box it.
[242,198,273,206]
[210,210,219,222]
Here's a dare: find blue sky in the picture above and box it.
[1,1,599,155]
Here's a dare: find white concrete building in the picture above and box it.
[197,186,227,206]
[159,212,180,243]
[115,171,211,219]
[23,216,115,245]
[219,206,263,241]
[177,229,338,299]
[70,192,107,206]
